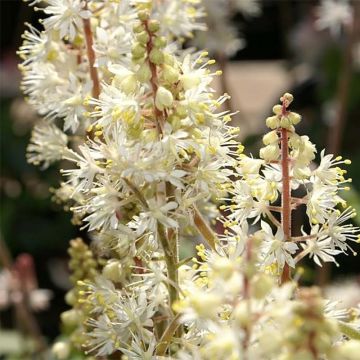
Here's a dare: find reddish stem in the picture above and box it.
[280,113,292,284]
[144,20,164,136]
[82,3,100,99]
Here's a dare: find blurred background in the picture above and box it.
[0,0,359,356]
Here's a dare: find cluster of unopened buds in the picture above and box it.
[18,0,360,359]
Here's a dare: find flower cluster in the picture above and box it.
[19,0,360,359]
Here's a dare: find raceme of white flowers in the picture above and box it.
[19,1,360,359]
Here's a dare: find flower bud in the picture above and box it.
[233,302,251,327]
[52,341,70,360]
[65,289,76,306]
[154,36,166,48]
[288,111,301,125]
[103,260,122,283]
[131,42,146,59]
[162,64,179,83]
[262,130,278,145]
[137,10,149,21]
[149,48,164,64]
[155,86,174,110]
[280,115,291,129]
[280,92,294,107]
[148,20,160,32]
[272,104,282,115]
[136,31,149,44]
[113,74,137,94]
[133,22,145,33]
[259,144,280,162]
[265,115,279,129]
[61,309,80,328]
[136,63,152,82]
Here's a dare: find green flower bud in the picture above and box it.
[65,289,76,306]
[280,115,291,129]
[155,86,174,110]
[52,341,70,360]
[162,64,179,83]
[148,19,160,32]
[259,144,280,162]
[149,48,164,64]
[131,42,146,59]
[136,31,150,44]
[154,36,166,48]
[61,309,80,328]
[164,53,175,66]
[262,130,278,145]
[138,10,149,22]
[136,63,152,82]
[272,104,282,115]
[133,22,145,33]
[113,74,138,94]
[265,115,279,129]
[288,111,301,125]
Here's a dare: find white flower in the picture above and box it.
[316,0,353,36]
[306,181,342,224]
[261,221,298,268]
[320,207,360,253]
[27,121,68,169]
[42,0,91,40]
[94,25,132,67]
[300,238,341,267]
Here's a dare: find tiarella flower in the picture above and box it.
[154,0,206,38]
[27,120,68,169]
[300,238,341,267]
[306,180,343,224]
[93,26,132,67]
[17,24,51,66]
[316,0,353,36]
[41,0,92,40]
[261,221,298,268]
[320,207,360,252]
